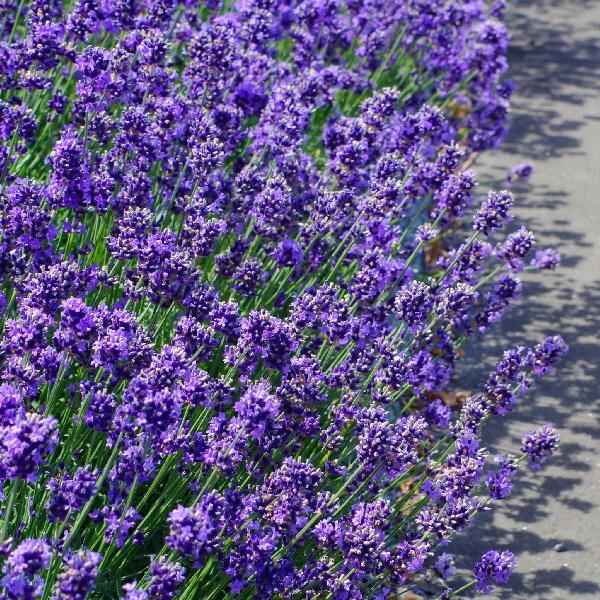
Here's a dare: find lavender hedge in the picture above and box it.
[0,1,567,599]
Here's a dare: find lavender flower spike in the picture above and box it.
[521,425,560,471]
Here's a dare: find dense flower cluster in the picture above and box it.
[0,1,567,599]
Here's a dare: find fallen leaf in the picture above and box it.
[425,238,446,268]
[438,389,470,408]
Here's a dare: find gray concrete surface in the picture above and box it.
[449,1,600,597]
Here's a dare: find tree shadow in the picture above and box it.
[449,279,600,598]
[446,1,600,597]
[495,1,600,163]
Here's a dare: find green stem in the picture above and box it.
[63,432,124,552]
[449,579,477,597]
[1,478,21,542]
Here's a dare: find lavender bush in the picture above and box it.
[0,1,567,598]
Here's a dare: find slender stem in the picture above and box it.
[7,0,25,43]
[63,433,124,552]
[449,579,477,597]
[0,478,21,542]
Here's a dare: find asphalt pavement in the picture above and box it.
[449,1,600,597]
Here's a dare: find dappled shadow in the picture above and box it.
[483,0,600,168]
[450,276,600,598]
[447,0,600,598]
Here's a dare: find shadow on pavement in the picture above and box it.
[447,0,600,597]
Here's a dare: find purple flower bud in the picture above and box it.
[435,283,478,323]
[46,467,98,522]
[54,297,97,358]
[434,553,456,580]
[233,258,265,297]
[424,399,451,429]
[49,93,68,114]
[6,538,52,575]
[123,582,148,600]
[433,171,477,220]
[0,384,23,427]
[103,507,140,548]
[274,238,303,268]
[173,317,218,362]
[225,310,298,376]
[476,275,522,331]
[257,458,322,535]
[394,280,434,330]
[252,174,293,239]
[507,162,533,182]
[81,382,116,433]
[166,492,225,565]
[415,223,439,244]
[530,248,561,270]
[491,0,508,19]
[486,456,518,499]
[148,557,186,600]
[234,380,280,441]
[291,284,353,345]
[473,549,516,592]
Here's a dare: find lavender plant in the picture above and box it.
[0,1,567,599]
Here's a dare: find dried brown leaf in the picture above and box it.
[438,389,470,408]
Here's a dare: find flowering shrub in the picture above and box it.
[0,1,567,599]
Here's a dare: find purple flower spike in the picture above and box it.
[497,227,536,271]
[473,190,514,235]
[0,384,23,427]
[529,335,569,376]
[55,550,102,600]
[2,538,52,600]
[46,466,98,522]
[521,425,560,471]
[415,223,439,244]
[6,538,52,575]
[274,238,303,268]
[1,413,59,482]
